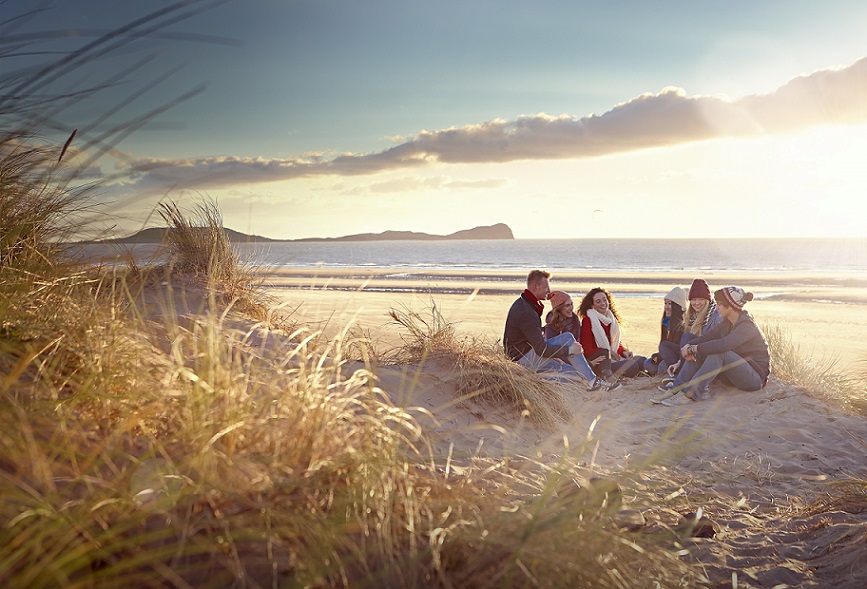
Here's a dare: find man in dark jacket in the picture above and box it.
[503,269,599,385]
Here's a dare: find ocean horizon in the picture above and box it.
[75,236,867,275]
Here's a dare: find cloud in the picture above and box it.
[117,57,867,191]
[337,175,508,195]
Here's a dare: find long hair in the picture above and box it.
[662,302,685,342]
[548,303,575,334]
[684,300,714,336]
[578,287,622,323]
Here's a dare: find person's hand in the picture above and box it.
[622,349,633,359]
[681,343,698,362]
[590,355,605,366]
[570,342,583,356]
[667,361,681,376]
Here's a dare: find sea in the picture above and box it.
[78,237,867,274]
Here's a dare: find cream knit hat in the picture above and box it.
[664,286,689,312]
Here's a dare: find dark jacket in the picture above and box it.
[504,293,571,361]
[692,310,771,385]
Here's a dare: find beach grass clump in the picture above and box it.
[156,199,273,320]
[387,301,458,363]
[0,139,147,410]
[451,341,573,427]
[763,321,866,415]
[1,326,413,587]
[0,142,72,268]
[387,301,571,426]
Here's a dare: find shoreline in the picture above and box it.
[260,267,867,305]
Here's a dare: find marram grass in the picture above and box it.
[2,159,697,586]
[762,321,866,416]
[386,301,572,427]
[0,278,696,588]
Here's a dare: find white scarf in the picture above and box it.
[586,308,622,360]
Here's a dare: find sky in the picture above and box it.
[4,0,867,239]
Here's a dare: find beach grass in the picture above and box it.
[386,301,572,427]
[763,321,867,416]
[0,230,693,587]
[1,139,706,585]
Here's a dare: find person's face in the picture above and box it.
[664,299,672,317]
[529,277,550,301]
[559,300,574,317]
[691,298,708,313]
[592,291,609,314]
[717,302,738,323]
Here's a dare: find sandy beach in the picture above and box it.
[261,267,867,368]
[253,267,867,587]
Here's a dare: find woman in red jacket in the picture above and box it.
[578,287,647,379]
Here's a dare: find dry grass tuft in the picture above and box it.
[805,476,867,515]
[763,321,866,415]
[156,199,277,322]
[386,301,571,427]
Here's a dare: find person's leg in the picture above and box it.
[517,339,586,382]
[612,357,645,378]
[585,348,611,378]
[671,355,701,391]
[614,356,648,377]
[568,353,597,382]
[518,349,556,371]
[544,332,595,382]
[716,352,764,391]
[678,352,762,401]
[665,335,696,378]
[652,356,673,376]
[659,341,680,368]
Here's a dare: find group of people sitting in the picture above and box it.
[503,270,771,404]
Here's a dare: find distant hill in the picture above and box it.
[95,227,279,244]
[296,223,514,242]
[101,223,514,243]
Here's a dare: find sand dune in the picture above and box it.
[364,358,867,589]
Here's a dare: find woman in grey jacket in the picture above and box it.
[661,286,770,405]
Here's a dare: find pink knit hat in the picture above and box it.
[547,290,572,309]
[715,286,754,310]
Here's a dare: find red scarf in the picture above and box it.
[523,289,544,317]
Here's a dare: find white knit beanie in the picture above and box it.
[664,286,689,312]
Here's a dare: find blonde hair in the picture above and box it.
[684,302,710,336]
